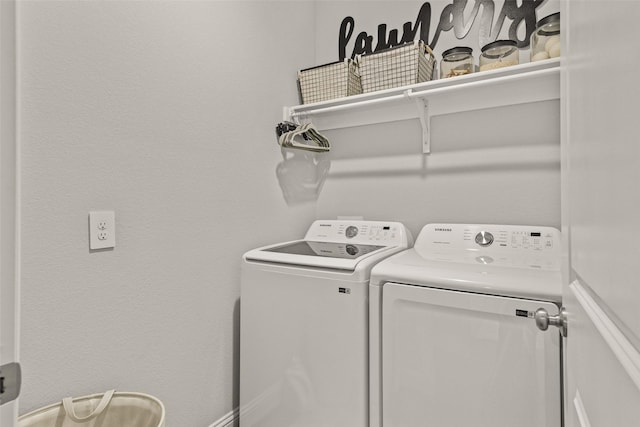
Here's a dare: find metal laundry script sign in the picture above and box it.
[338,0,546,60]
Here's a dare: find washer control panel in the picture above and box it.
[304,220,411,246]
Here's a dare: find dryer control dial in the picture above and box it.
[475,231,494,247]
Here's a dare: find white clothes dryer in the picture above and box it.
[240,220,412,427]
[369,223,563,427]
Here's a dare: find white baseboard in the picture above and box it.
[209,407,239,427]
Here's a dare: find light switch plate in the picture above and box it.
[89,211,115,250]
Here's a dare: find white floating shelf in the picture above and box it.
[285,58,560,153]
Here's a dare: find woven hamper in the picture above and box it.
[18,390,165,427]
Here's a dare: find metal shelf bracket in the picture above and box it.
[403,89,430,154]
[415,97,430,154]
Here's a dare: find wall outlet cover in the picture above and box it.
[89,211,115,250]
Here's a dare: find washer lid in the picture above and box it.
[370,224,562,302]
[263,240,385,259]
[243,220,412,272]
[245,239,397,271]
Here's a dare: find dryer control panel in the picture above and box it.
[416,224,560,252]
[414,224,561,270]
[304,220,412,246]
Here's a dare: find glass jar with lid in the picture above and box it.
[479,40,519,72]
[440,47,474,78]
[530,12,560,62]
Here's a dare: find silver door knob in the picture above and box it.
[534,307,567,337]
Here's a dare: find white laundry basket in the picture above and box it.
[18,390,165,427]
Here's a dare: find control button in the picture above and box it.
[475,231,494,247]
[345,226,359,239]
[346,244,359,256]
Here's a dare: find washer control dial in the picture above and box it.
[345,226,359,239]
[475,231,494,247]
[345,244,359,256]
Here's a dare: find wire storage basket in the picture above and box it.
[357,40,436,93]
[298,59,362,104]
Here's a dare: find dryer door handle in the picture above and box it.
[534,307,567,337]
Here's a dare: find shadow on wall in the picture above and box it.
[324,100,560,160]
[276,149,331,206]
[273,100,559,204]
[321,100,559,177]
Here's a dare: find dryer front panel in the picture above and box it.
[381,282,561,427]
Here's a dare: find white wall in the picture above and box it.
[315,103,561,234]
[17,1,316,425]
[312,1,561,235]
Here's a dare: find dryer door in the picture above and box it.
[382,283,561,427]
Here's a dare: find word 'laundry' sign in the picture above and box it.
[338,0,546,60]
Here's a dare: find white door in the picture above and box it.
[382,282,561,427]
[562,1,640,426]
[0,0,20,425]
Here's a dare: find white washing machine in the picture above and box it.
[369,223,563,427]
[240,220,412,427]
